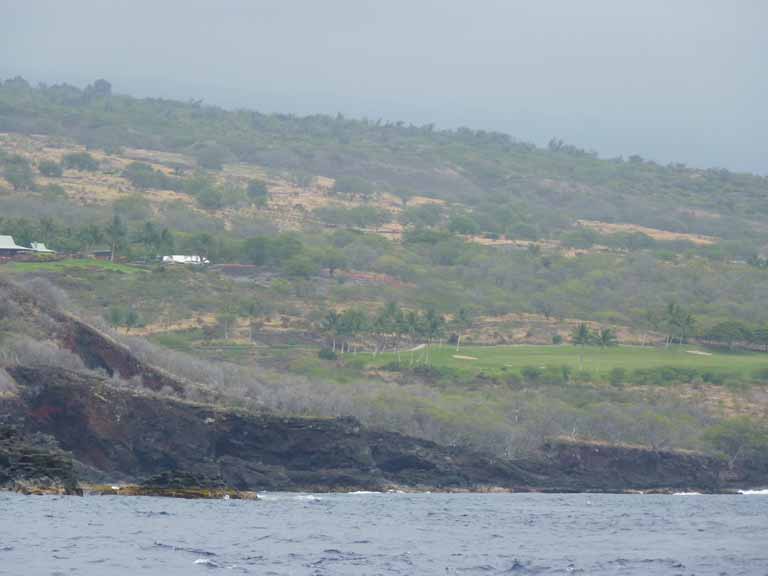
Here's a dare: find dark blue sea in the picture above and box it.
[1,491,767,575]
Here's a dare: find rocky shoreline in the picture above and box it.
[2,365,767,499]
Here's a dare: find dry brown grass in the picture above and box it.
[577,219,718,245]
[465,312,662,346]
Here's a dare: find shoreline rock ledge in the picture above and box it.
[2,365,767,497]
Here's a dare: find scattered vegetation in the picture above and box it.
[1,77,768,463]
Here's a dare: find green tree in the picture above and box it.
[422,308,446,364]
[321,310,341,352]
[571,323,592,346]
[158,228,175,255]
[338,309,369,354]
[218,303,239,340]
[333,175,374,199]
[138,221,160,255]
[195,143,229,170]
[320,248,346,277]
[246,180,269,204]
[124,308,140,333]
[283,254,319,278]
[3,155,35,190]
[597,327,618,347]
[76,224,105,253]
[63,152,99,171]
[244,237,269,265]
[38,160,63,177]
[392,188,413,207]
[107,306,124,328]
[703,417,768,469]
[751,326,768,352]
[664,302,695,345]
[452,308,472,352]
[38,217,56,245]
[704,321,752,350]
[448,213,479,235]
[196,186,224,209]
[242,301,270,342]
[104,213,127,262]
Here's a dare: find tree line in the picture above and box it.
[320,303,473,362]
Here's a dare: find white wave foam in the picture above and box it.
[673,492,703,496]
[739,489,768,495]
[193,558,220,567]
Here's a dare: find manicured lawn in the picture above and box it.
[2,258,145,274]
[363,344,768,378]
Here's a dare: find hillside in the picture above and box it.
[1,77,768,469]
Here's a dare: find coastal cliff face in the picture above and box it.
[0,425,80,494]
[2,365,763,493]
[2,366,534,491]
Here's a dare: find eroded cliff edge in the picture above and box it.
[2,365,764,494]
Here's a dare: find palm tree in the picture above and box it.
[423,308,445,364]
[124,308,139,334]
[597,327,618,347]
[571,322,592,369]
[453,308,472,352]
[571,323,592,346]
[404,310,420,365]
[338,309,368,354]
[321,310,341,352]
[104,213,127,262]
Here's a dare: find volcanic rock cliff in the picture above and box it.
[1,365,763,493]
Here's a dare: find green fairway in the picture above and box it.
[364,344,768,379]
[2,259,145,274]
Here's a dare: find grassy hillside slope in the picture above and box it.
[1,77,768,462]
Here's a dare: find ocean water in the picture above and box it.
[1,491,767,575]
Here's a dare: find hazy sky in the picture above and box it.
[1,0,765,173]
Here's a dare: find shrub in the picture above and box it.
[332,175,374,198]
[2,155,35,190]
[123,162,177,190]
[40,183,67,199]
[318,348,338,360]
[314,205,391,228]
[448,213,480,235]
[9,338,85,371]
[196,186,224,209]
[113,195,151,220]
[703,417,768,467]
[63,152,99,171]
[610,367,626,386]
[38,160,63,177]
[194,143,229,170]
[521,366,542,382]
[752,367,768,382]
[247,180,269,204]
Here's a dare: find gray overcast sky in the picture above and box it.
[1,0,765,173]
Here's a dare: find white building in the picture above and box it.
[0,235,32,256]
[30,242,56,254]
[161,255,210,265]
